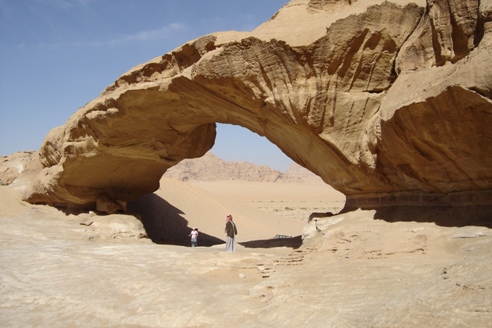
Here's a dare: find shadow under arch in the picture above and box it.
[128,191,308,249]
[239,235,303,249]
[370,205,492,228]
[128,193,225,246]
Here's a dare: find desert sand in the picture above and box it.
[1,176,491,327]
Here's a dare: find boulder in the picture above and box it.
[79,213,148,240]
[0,151,40,188]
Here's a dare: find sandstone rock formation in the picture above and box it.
[0,152,32,186]
[20,0,492,213]
[1,151,42,189]
[78,212,148,240]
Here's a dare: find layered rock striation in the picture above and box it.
[22,0,492,213]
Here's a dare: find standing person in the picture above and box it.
[224,215,238,252]
[189,228,198,248]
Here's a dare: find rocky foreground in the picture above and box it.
[1,180,491,327]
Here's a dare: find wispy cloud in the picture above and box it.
[65,23,187,48]
[35,0,102,9]
[110,23,186,44]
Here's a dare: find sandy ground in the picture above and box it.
[1,179,492,327]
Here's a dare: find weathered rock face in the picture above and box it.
[0,152,36,186]
[22,0,492,213]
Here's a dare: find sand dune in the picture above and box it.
[128,177,344,245]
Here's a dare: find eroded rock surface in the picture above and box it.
[20,0,492,213]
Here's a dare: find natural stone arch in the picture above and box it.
[23,0,492,214]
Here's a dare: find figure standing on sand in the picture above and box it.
[224,215,238,252]
[189,228,198,247]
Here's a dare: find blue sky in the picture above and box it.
[0,0,294,171]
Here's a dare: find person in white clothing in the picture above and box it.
[189,228,199,247]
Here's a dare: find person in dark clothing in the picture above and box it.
[224,215,237,252]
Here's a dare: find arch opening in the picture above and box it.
[125,124,346,247]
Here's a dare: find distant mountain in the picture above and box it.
[285,162,320,179]
[163,152,317,182]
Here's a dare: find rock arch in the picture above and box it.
[24,0,492,213]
